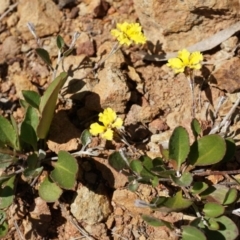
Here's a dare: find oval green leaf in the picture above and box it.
[171,172,193,187]
[36,48,52,66]
[203,202,224,218]
[39,176,62,202]
[22,90,40,109]
[142,215,173,229]
[50,151,78,190]
[130,160,143,174]
[80,129,92,147]
[223,188,238,205]
[0,116,18,150]
[108,151,128,171]
[163,191,192,211]
[56,35,65,50]
[205,216,239,240]
[191,118,202,138]
[207,218,219,230]
[0,221,8,237]
[169,126,190,170]
[0,176,15,209]
[182,226,206,240]
[37,72,68,139]
[188,135,226,166]
[191,182,209,195]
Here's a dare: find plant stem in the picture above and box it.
[186,72,195,118]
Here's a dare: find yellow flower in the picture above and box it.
[167,49,203,73]
[111,22,147,46]
[89,108,123,140]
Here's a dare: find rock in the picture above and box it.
[78,0,109,18]
[0,0,10,15]
[148,118,168,134]
[57,55,96,101]
[93,156,128,189]
[0,36,21,63]
[70,184,112,225]
[125,97,159,125]
[133,0,239,52]
[17,0,62,40]
[76,32,95,56]
[47,110,81,153]
[11,73,39,99]
[85,65,131,113]
[210,57,240,93]
[112,189,152,217]
[23,197,51,238]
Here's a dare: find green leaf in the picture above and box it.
[182,226,206,240]
[171,172,193,187]
[10,116,20,151]
[0,176,15,209]
[0,153,17,169]
[39,176,62,202]
[221,138,236,162]
[0,211,6,225]
[130,160,143,174]
[202,185,237,205]
[50,151,78,189]
[203,202,224,218]
[142,215,173,229]
[0,116,18,150]
[191,118,201,138]
[0,220,8,237]
[108,151,128,171]
[56,35,65,50]
[169,126,190,170]
[80,129,92,147]
[207,218,219,230]
[22,90,40,109]
[128,181,139,192]
[191,182,209,195]
[204,216,239,240]
[151,176,159,187]
[223,188,238,205]
[162,191,192,211]
[37,72,68,139]
[24,154,42,178]
[140,155,153,170]
[24,106,39,131]
[20,122,38,151]
[63,48,73,57]
[188,135,226,166]
[36,48,52,66]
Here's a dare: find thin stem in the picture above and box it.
[0,2,18,22]
[193,169,240,176]
[93,42,120,71]
[186,72,195,118]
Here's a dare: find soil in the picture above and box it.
[0,0,240,239]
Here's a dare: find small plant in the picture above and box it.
[0,19,239,240]
[107,118,239,240]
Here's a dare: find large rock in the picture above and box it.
[133,0,239,52]
[17,0,62,40]
[70,184,112,225]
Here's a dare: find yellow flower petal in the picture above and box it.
[167,58,185,73]
[102,128,114,140]
[167,49,203,73]
[111,22,146,46]
[189,52,203,66]
[89,123,105,136]
[178,49,190,65]
[99,108,117,126]
[112,117,123,128]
